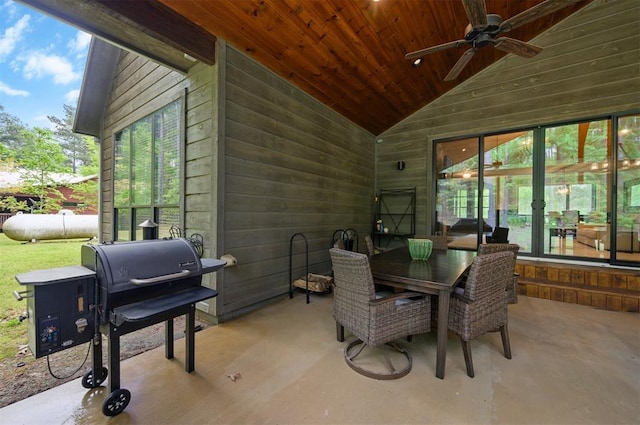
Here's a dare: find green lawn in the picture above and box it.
[0,233,88,360]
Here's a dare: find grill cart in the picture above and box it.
[15,238,225,416]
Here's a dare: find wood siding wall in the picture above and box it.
[99,51,220,314]
[219,46,374,319]
[376,0,640,235]
[100,51,185,240]
[99,44,374,321]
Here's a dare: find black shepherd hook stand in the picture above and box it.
[289,232,310,304]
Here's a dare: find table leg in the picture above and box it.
[436,289,450,379]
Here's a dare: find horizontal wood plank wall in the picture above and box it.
[101,51,216,235]
[183,62,219,318]
[183,62,217,248]
[100,51,217,319]
[376,0,640,236]
[99,53,221,316]
[220,46,375,318]
[100,51,190,241]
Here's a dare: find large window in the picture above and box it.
[113,100,182,240]
[433,112,639,266]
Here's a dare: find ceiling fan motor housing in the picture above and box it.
[464,14,503,42]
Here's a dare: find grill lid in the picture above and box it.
[84,238,203,292]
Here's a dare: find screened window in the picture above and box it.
[113,100,182,240]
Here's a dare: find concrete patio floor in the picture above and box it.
[1,292,638,425]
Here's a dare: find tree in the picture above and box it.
[67,178,98,213]
[79,136,100,176]
[0,104,27,162]
[0,196,29,213]
[48,104,91,173]
[16,127,68,213]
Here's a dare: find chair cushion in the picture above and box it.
[375,291,411,305]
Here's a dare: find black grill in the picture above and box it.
[81,238,213,324]
[15,238,225,417]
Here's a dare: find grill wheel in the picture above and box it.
[81,367,108,388]
[103,389,131,416]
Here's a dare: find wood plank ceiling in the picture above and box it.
[21,0,592,135]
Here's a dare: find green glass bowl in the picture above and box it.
[408,238,433,260]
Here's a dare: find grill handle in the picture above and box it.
[130,269,191,285]
[13,290,32,301]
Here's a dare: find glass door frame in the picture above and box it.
[432,110,640,267]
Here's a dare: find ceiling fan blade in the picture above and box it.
[462,0,488,29]
[500,0,586,32]
[445,48,477,81]
[493,37,543,58]
[405,40,468,60]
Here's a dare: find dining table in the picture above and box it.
[369,246,476,379]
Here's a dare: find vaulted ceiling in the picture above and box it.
[19,0,592,135]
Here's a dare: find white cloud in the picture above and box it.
[0,14,30,60]
[1,1,19,19]
[0,81,29,96]
[21,51,80,84]
[33,114,55,129]
[68,31,91,55]
[64,88,80,104]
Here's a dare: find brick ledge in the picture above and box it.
[515,259,640,313]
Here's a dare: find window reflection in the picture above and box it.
[433,113,639,266]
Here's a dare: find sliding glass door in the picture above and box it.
[434,137,481,250]
[481,131,534,254]
[616,114,640,262]
[542,120,611,260]
[433,112,640,266]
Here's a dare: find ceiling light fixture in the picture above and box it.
[411,58,423,68]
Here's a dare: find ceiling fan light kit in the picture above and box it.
[406,0,586,81]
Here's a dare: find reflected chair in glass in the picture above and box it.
[486,227,509,243]
[477,243,520,304]
[562,210,580,228]
[329,248,431,380]
[448,251,514,378]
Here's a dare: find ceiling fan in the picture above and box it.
[405,0,586,81]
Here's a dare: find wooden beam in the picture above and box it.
[92,0,216,66]
[16,0,214,73]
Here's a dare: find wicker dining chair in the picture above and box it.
[448,251,514,378]
[477,243,520,304]
[364,234,384,256]
[486,226,509,243]
[329,248,431,380]
[333,238,346,250]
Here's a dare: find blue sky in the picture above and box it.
[0,1,89,129]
